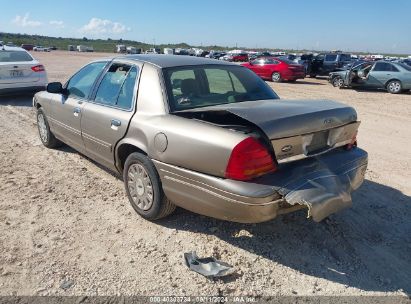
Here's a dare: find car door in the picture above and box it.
[366,62,397,88]
[265,59,280,78]
[80,61,141,170]
[322,54,338,74]
[49,61,108,153]
[249,59,266,77]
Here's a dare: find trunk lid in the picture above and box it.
[178,99,359,163]
[0,61,41,84]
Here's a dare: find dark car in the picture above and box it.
[20,44,34,51]
[310,53,353,77]
[400,59,411,66]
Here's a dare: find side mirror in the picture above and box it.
[47,82,66,94]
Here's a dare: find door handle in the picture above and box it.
[111,119,121,127]
[73,107,81,117]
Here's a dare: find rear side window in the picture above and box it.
[94,64,138,110]
[373,62,399,72]
[398,63,411,71]
[66,61,107,99]
[324,54,338,61]
[0,50,33,62]
[205,69,246,94]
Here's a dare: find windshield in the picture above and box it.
[352,62,372,70]
[0,50,33,62]
[164,65,279,112]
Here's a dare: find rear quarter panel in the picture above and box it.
[124,114,248,177]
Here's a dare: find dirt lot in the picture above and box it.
[0,51,410,298]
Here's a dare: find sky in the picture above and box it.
[0,0,410,54]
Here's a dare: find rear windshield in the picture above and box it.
[164,65,279,112]
[398,63,411,71]
[0,50,33,62]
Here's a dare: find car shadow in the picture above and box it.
[0,94,35,107]
[291,80,325,86]
[158,179,411,294]
[352,88,411,95]
[54,145,122,179]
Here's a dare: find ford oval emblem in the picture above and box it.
[324,118,333,125]
[281,145,293,153]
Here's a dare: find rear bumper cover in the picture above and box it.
[153,147,368,223]
[0,86,46,96]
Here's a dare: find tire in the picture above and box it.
[386,80,402,94]
[271,72,282,82]
[332,76,344,88]
[36,108,62,148]
[123,152,175,221]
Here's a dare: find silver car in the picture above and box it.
[0,46,48,95]
[33,55,368,223]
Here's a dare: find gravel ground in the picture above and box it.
[0,51,410,299]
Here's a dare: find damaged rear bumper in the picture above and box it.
[153,147,368,223]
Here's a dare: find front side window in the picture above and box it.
[164,65,279,112]
[94,64,138,110]
[0,51,33,62]
[265,58,279,64]
[252,59,265,65]
[66,61,107,98]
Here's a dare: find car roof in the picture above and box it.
[115,54,236,68]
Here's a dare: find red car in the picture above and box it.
[241,57,305,82]
[223,53,249,62]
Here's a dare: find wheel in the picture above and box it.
[123,153,176,221]
[386,80,402,94]
[36,108,62,148]
[271,72,282,82]
[332,76,344,88]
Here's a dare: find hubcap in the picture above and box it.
[389,82,401,92]
[272,73,280,81]
[37,113,48,143]
[127,164,153,211]
[334,78,343,87]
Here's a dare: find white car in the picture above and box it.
[33,46,50,52]
[0,46,48,95]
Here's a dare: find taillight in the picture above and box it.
[31,65,45,72]
[346,131,358,150]
[225,137,277,181]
